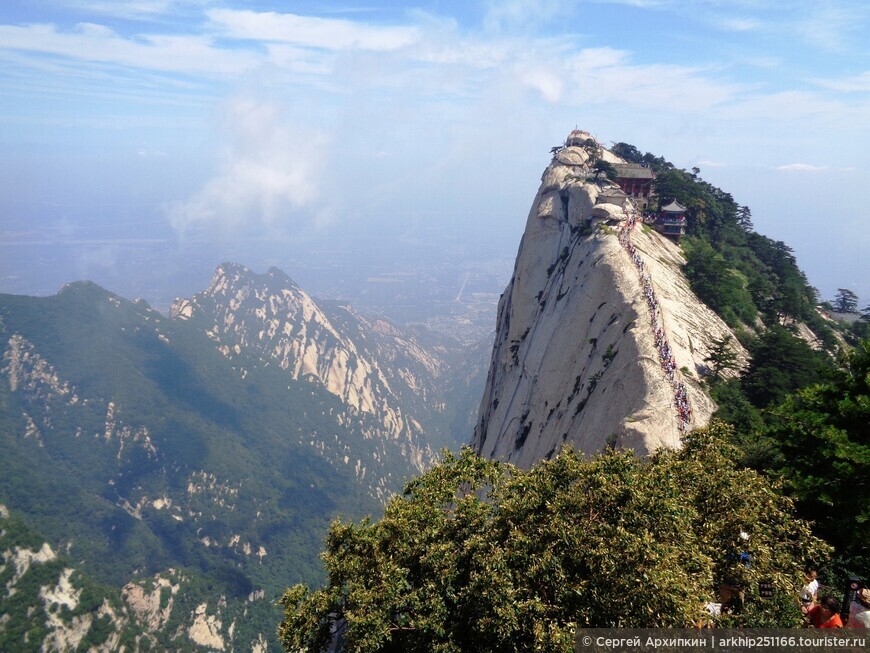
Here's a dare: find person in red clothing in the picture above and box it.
[807,596,844,628]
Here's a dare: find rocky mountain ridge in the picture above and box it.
[473,133,747,466]
[1,503,271,652]
[170,263,471,486]
[0,274,485,651]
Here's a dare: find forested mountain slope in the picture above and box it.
[0,272,486,651]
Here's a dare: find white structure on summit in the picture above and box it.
[565,129,594,147]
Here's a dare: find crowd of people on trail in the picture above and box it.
[800,566,870,629]
[618,207,693,433]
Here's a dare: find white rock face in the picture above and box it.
[5,542,56,594]
[472,136,746,467]
[187,602,225,650]
[39,569,92,652]
[122,574,179,631]
[171,265,397,416]
[2,334,75,401]
[169,263,464,497]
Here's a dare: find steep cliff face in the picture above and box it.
[472,135,746,467]
[172,264,399,416]
[171,263,466,476]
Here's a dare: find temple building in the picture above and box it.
[612,163,655,209]
[598,186,629,208]
[652,200,687,243]
[565,129,594,147]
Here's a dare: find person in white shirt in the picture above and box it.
[799,567,819,611]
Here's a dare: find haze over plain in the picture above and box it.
[1,0,868,313]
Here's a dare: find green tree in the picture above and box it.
[833,288,859,313]
[756,340,870,571]
[280,424,827,652]
[610,142,643,163]
[591,159,616,180]
[710,378,764,439]
[704,334,742,383]
[741,326,826,407]
[852,312,870,342]
[736,205,753,232]
[683,238,756,326]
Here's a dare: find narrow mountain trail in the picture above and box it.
[618,204,693,433]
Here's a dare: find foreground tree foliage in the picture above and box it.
[741,339,870,574]
[280,422,826,652]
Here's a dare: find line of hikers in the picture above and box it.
[618,205,693,432]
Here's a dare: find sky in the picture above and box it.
[1,0,868,311]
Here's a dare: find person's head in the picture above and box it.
[819,596,840,616]
[858,588,870,608]
[804,566,818,582]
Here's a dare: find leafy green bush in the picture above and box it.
[280,422,826,652]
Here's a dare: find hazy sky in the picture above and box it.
[1,0,868,307]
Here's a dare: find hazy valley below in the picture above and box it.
[0,221,515,347]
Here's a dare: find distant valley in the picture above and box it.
[0,225,513,346]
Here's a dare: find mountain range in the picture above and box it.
[1,130,843,652]
[0,267,487,651]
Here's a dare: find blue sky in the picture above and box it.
[1,0,868,306]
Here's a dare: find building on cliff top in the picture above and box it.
[612,163,655,209]
[650,200,688,243]
[565,129,594,147]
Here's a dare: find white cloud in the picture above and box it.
[168,100,328,236]
[811,71,870,93]
[482,0,575,32]
[715,16,761,32]
[776,163,829,172]
[792,3,869,52]
[0,22,261,76]
[560,49,741,111]
[58,0,216,19]
[206,9,419,51]
[518,67,563,102]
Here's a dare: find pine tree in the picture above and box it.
[704,334,741,382]
[833,288,859,313]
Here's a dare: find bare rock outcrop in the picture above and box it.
[472,135,746,467]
